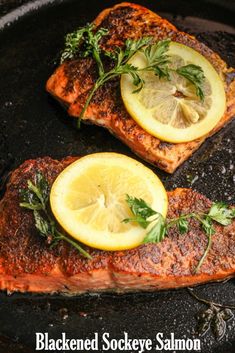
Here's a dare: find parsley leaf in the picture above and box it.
[208,202,235,226]
[144,39,171,79]
[61,27,87,63]
[143,214,166,243]
[60,25,206,123]
[124,195,235,273]
[123,195,157,229]
[124,37,153,62]
[19,172,92,259]
[125,195,157,219]
[177,217,189,234]
[34,209,51,237]
[176,64,205,100]
[201,216,215,236]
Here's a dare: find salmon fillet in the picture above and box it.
[0,156,234,294]
[46,2,235,173]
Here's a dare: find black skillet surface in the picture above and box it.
[0,0,235,352]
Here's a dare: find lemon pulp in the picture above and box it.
[50,153,168,251]
[121,42,226,143]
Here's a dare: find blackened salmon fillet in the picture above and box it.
[0,156,234,294]
[46,2,235,173]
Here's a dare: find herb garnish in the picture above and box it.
[176,64,205,101]
[19,172,92,259]
[124,195,235,272]
[188,288,235,340]
[61,24,206,125]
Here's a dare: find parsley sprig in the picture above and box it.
[176,64,205,101]
[19,172,92,259]
[60,24,206,126]
[123,195,235,273]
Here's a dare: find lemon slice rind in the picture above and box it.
[50,153,168,251]
[121,42,226,143]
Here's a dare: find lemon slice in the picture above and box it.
[121,42,226,143]
[50,153,168,251]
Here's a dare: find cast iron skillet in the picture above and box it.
[0,0,235,352]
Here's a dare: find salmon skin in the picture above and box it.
[0,156,234,294]
[46,2,235,174]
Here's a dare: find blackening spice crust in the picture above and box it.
[0,156,235,294]
[47,2,235,173]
